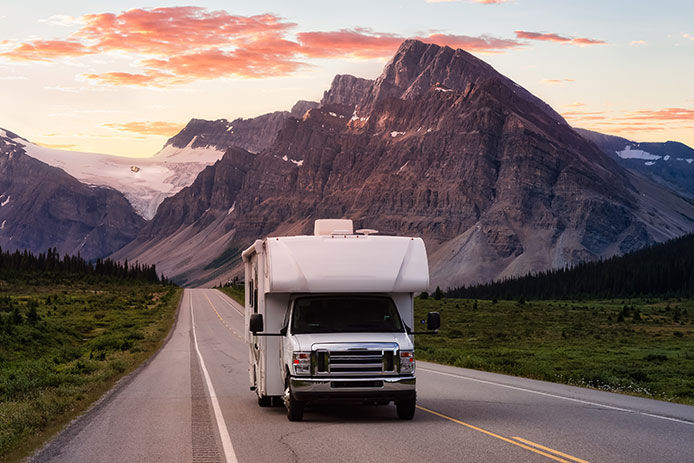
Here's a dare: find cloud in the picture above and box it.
[102,121,184,136]
[298,29,522,59]
[1,40,91,61]
[515,30,606,46]
[39,15,83,26]
[624,108,694,122]
[564,107,694,135]
[630,40,646,46]
[0,6,523,86]
[540,78,574,85]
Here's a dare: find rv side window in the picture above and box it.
[249,281,254,308]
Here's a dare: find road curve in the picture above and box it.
[33,289,694,463]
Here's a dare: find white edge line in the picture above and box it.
[419,367,694,426]
[190,290,239,463]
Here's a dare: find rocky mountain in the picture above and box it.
[114,40,694,288]
[0,130,144,260]
[576,128,694,199]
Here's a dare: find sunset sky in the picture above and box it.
[1,0,693,157]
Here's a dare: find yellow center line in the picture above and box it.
[417,406,584,463]
[511,437,590,463]
[204,292,243,340]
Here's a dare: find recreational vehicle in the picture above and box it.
[242,219,439,421]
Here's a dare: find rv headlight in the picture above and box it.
[292,351,311,376]
[399,350,415,374]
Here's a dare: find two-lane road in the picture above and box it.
[33,289,694,462]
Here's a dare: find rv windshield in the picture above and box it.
[291,296,404,334]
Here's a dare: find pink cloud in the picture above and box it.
[102,121,184,136]
[540,78,575,85]
[298,29,522,59]
[515,31,606,46]
[1,40,91,61]
[0,6,528,86]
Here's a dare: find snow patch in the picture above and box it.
[282,155,288,161]
[434,87,453,93]
[0,195,9,207]
[328,112,337,117]
[390,131,405,138]
[350,111,368,122]
[290,159,304,167]
[397,161,409,173]
[616,145,661,161]
[227,201,236,215]
[663,155,670,161]
[644,161,655,166]
[688,159,693,164]
[0,220,5,230]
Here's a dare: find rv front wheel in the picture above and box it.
[257,395,271,407]
[284,381,305,421]
[395,394,416,420]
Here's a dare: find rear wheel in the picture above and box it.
[395,394,416,420]
[257,395,271,407]
[284,381,305,421]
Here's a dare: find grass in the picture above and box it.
[217,285,244,305]
[414,297,694,404]
[0,281,182,462]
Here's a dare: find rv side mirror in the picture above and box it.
[427,312,441,331]
[249,313,264,333]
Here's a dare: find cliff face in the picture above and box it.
[0,135,144,260]
[114,40,694,287]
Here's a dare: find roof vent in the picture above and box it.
[314,219,354,236]
[356,229,379,236]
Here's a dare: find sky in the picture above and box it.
[0,0,692,157]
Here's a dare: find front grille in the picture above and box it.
[331,380,384,388]
[312,343,398,376]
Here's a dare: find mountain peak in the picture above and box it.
[358,39,564,123]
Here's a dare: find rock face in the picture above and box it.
[321,74,374,108]
[114,40,694,287]
[0,135,144,260]
[576,128,694,199]
[162,105,318,156]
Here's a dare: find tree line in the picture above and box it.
[0,247,168,284]
[448,233,694,300]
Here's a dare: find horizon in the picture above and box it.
[1,1,693,157]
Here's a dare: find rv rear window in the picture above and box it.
[291,296,404,334]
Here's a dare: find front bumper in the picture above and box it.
[290,375,416,402]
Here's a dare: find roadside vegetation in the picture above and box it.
[216,278,244,305]
[0,248,181,461]
[414,297,693,404]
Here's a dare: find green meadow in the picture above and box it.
[414,297,694,404]
[0,281,182,461]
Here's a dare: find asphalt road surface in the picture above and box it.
[33,289,694,462]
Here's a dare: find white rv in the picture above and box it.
[242,219,439,421]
